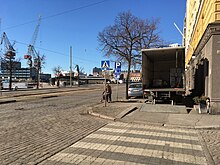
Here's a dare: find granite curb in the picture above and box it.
[88,105,139,121]
[87,101,220,130]
[0,87,98,104]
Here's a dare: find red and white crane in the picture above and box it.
[24,15,41,69]
[0,32,16,59]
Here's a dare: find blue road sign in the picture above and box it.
[115,62,121,70]
[101,60,110,70]
[115,72,120,80]
[115,62,121,74]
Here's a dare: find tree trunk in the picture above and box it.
[36,68,39,89]
[9,58,12,91]
[126,61,131,99]
[78,76,80,87]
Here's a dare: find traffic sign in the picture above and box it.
[101,60,110,70]
[115,61,121,74]
[115,62,121,70]
[115,72,120,80]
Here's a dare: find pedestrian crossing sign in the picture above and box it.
[101,60,110,70]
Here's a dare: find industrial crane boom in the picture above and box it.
[30,15,41,49]
[0,32,16,58]
[24,15,41,60]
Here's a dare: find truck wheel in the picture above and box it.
[14,86,18,91]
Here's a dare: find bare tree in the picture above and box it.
[0,32,19,90]
[34,54,46,89]
[52,65,63,87]
[52,65,63,77]
[98,11,162,99]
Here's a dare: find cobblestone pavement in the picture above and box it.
[0,86,126,165]
[199,129,220,164]
[90,103,220,165]
[1,84,220,165]
[41,122,208,165]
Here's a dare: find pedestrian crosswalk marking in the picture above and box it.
[68,142,205,163]
[105,122,198,134]
[99,127,198,141]
[45,122,207,165]
[84,134,203,151]
[49,143,206,164]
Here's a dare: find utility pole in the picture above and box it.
[76,64,80,87]
[70,46,72,87]
[0,18,1,35]
[104,70,107,107]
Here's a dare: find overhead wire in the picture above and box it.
[0,0,108,66]
[2,0,109,30]
[8,39,98,64]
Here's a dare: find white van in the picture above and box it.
[2,80,28,90]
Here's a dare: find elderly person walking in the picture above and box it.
[106,84,112,103]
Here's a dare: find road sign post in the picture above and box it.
[115,62,121,101]
[101,60,110,107]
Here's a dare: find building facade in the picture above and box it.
[0,68,31,80]
[130,70,141,82]
[92,67,102,77]
[0,61,51,82]
[184,0,220,111]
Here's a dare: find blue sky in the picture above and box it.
[0,0,186,75]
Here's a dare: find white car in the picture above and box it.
[118,80,123,84]
[128,83,143,98]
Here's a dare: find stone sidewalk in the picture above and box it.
[89,101,220,129]
[86,100,220,164]
[41,122,208,165]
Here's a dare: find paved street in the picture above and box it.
[0,85,125,165]
[1,84,220,164]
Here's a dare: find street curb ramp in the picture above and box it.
[115,106,138,120]
[87,105,138,121]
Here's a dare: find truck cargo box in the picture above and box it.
[142,46,185,104]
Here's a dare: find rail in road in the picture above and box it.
[0,85,104,103]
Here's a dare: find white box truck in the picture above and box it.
[142,46,185,104]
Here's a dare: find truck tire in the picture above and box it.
[14,86,18,91]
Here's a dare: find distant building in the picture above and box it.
[90,67,141,83]
[40,73,51,82]
[1,61,21,70]
[119,70,141,82]
[130,70,141,82]
[92,67,102,77]
[0,61,51,82]
[0,67,31,80]
[120,70,128,80]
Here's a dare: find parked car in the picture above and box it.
[128,83,143,98]
[1,79,28,90]
[118,80,124,84]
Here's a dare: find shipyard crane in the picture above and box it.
[0,32,16,90]
[24,15,41,67]
[0,32,16,58]
[24,15,43,88]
